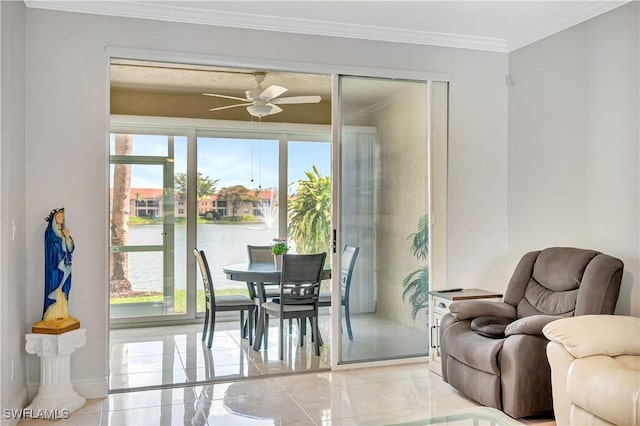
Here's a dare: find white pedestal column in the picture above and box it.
[25,328,87,418]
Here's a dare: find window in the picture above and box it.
[105,123,329,319]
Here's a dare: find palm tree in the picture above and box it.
[110,134,133,295]
[402,214,430,320]
[288,166,331,254]
[134,191,143,215]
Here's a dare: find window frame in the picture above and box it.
[110,115,331,326]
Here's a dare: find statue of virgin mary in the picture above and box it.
[42,207,75,321]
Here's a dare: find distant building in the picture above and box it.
[110,188,275,219]
[131,188,163,217]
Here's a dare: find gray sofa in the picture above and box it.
[439,247,623,419]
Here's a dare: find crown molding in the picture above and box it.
[24,1,630,53]
[507,1,630,52]
[23,0,508,53]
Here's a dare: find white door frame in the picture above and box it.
[106,46,450,371]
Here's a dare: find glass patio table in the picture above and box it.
[222,262,331,351]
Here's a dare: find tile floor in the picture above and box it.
[18,363,555,425]
[109,313,428,392]
[108,319,332,392]
[17,317,556,425]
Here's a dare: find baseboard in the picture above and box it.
[0,388,28,426]
[73,376,109,399]
[27,376,108,400]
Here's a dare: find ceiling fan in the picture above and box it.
[203,72,321,118]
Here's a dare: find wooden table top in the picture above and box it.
[428,288,503,301]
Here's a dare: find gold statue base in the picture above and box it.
[32,317,80,335]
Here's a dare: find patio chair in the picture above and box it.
[247,245,283,332]
[194,248,255,349]
[247,245,274,264]
[258,252,326,360]
[319,245,359,340]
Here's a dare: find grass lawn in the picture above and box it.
[110,288,249,313]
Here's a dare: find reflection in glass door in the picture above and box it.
[336,76,448,363]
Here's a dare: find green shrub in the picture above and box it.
[402,214,430,320]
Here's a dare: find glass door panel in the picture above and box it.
[337,76,430,363]
[287,141,332,256]
[109,133,187,322]
[196,136,279,311]
[287,140,333,327]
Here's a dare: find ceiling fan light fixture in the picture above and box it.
[246,104,274,117]
[204,71,320,118]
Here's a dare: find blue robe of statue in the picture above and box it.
[43,212,74,318]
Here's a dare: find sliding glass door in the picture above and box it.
[109,123,331,326]
[334,76,449,364]
[107,71,448,368]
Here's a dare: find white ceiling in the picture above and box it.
[25,1,629,53]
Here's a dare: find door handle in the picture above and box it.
[332,229,337,253]
[430,325,437,349]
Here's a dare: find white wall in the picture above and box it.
[1,0,27,416]
[508,2,639,315]
[447,51,510,292]
[22,9,508,395]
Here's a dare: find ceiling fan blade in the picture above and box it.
[202,93,249,102]
[209,103,253,112]
[266,104,283,115]
[271,95,321,105]
[259,85,288,101]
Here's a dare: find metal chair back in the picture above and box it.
[247,245,274,264]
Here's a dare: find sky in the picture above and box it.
[110,134,331,195]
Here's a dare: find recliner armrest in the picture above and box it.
[449,300,516,321]
[542,315,640,358]
[504,315,559,337]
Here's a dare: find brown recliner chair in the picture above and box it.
[439,247,623,419]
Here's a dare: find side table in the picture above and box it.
[428,289,503,376]
[25,328,86,418]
